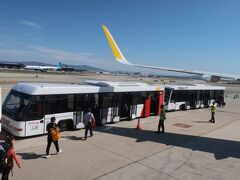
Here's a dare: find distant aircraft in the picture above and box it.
[24,62,62,72]
[102,25,240,83]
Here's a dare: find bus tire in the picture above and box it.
[180,104,186,111]
[58,120,74,131]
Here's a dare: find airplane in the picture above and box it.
[24,62,62,72]
[102,25,240,83]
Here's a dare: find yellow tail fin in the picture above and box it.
[102,25,130,64]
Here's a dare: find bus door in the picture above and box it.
[101,106,120,124]
[208,90,215,106]
[199,91,205,108]
[150,92,157,115]
[195,90,201,108]
[73,111,84,129]
[144,93,151,117]
[120,93,131,120]
[131,93,145,119]
[150,91,163,115]
[86,94,99,125]
[112,93,121,122]
[99,93,113,125]
[75,94,87,127]
[159,91,164,113]
[203,90,209,107]
[167,90,176,111]
[25,100,45,136]
[189,91,196,109]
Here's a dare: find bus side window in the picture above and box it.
[67,95,74,111]
[62,95,74,112]
[76,95,87,111]
[27,101,44,120]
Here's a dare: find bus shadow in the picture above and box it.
[95,126,240,160]
[18,152,45,160]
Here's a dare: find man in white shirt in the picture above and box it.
[83,108,96,140]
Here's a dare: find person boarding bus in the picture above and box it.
[83,108,96,140]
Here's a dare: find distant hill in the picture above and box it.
[61,64,105,72]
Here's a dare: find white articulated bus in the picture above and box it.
[1,81,164,137]
[164,84,225,111]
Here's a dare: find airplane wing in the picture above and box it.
[102,25,240,82]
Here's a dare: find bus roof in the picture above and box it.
[85,80,164,93]
[13,83,100,95]
[12,82,164,95]
[164,84,225,91]
[85,80,149,87]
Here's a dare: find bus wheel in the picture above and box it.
[58,120,73,131]
[180,104,186,111]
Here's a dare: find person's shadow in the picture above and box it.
[61,135,85,141]
[18,152,45,160]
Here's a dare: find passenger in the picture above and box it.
[209,101,216,123]
[217,95,224,107]
[156,105,166,133]
[45,117,62,158]
[1,136,21,180]
[83,108,96,140]
[220,96,225,107]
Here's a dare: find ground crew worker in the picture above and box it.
[209,101,216,123]
[156,105,166,133]
[83,108,96,140]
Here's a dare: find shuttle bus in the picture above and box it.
[1,81,164,137]
[164,84,225,111]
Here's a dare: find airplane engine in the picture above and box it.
[202,75,221,82]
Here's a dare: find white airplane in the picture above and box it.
[24,62,62,72]
[102,25,240,83]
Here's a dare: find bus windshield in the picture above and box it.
[3,90,32,121]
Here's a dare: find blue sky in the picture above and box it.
[0,0,240,74]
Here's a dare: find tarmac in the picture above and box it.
[0,70,240,180]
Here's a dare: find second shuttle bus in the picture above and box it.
[164,84,225,111]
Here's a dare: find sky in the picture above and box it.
[0,0,240,75]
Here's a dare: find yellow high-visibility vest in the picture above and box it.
[211,105,216,113]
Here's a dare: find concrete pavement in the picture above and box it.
[7,98,240,180]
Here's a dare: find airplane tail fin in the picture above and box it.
[102,25,132,65]
[57,62,62,68]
